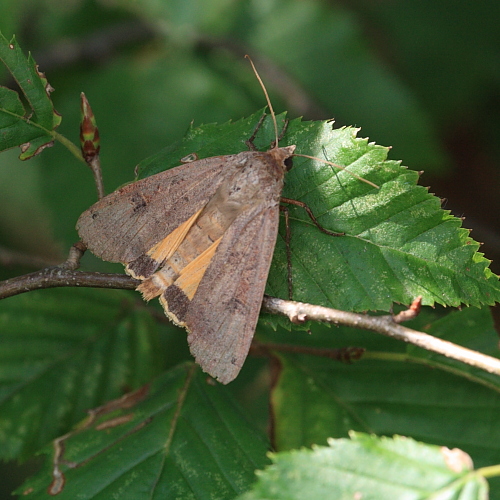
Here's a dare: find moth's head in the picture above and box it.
[269,144,296,173]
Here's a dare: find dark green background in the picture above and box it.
[1,0,499,495]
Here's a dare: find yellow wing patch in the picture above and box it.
[125,208,203,280]
[158,236,223,328]
[175,236,222,299]
[148,209,202,262]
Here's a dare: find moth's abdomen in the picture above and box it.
[135,184,249,319]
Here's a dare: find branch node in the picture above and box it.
[392,296,422,323]
[59,241,87,271]
[291,313,307,324]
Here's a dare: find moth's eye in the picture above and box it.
[284,157,293,171]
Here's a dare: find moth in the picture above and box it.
[77,58,375,384]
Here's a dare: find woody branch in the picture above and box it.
[1,261,500,378]
[263,296,500,376]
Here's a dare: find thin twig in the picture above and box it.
[59,241,87,271]
[88,154,105,200]
[1,264,499,377]
[262,296,500,377]
[0,268,137,300]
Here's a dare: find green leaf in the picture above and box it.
[0,32,61,159]
[267,307,500,467]
[0,288,163,460]
[134,108,287,178]
[238,433,489,500]
[133,111,500,312]
[17,366,270,500]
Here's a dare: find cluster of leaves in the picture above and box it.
[1,32,500,499]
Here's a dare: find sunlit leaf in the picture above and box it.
[239,433,488,500]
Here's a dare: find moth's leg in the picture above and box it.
[246,115,290,150]
[280,198,343,299]
[280,197,345,237]
[279,205,293,300]
[246,114,267,151]
[275,119,289,145]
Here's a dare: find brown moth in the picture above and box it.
[76,59,373,384]
[78,143,293,385]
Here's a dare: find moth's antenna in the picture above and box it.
[294,153,379,189]
[245,55,279,148]
[245,55,379,189]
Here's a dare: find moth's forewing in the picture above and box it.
[186,202,281,384]
[76,156,228,264]
[152,147,293,383]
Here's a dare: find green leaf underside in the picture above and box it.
[17,366,269,500]
[0,288,163,460]
[266,307,500,466]
[136,110,499,312]
[238,433,488,500]
[0,33,60,159]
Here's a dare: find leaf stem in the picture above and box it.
[477,464,500,478]
[0,106,85,162]
[52,130,86,163]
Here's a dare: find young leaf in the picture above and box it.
[0,32,61,159]
[132,111,500,312]
[238,433,489,500]
[17,366,270,500]
[0,288,163,460]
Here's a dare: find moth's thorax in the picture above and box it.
[225,145,296,204]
